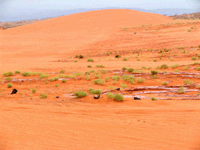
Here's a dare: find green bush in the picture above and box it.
[151,97,157,101]
[162,81,168,85]
[120,83,127,88]
[107,92,114,99]
[55,84,59,87]
[79,55,84,59]
[112,75,120,81]
[60,70,65,74]
[94,74,100,79]
[62,79,67,83]
[40,93,47,99]
[183,65,189,70]
[39,74,49,80]
[94,79,104,85]
[49,78,55,82]
[122,58,128,61]
[32,89,37,94]
[87,65,92,68]
[151,70,158,75]
[191,57,197,60]
[15,70,21,74]
[174,69,179,72]
[88,89,102,94]
[90,70,95,73]
[3,72,14,77]
[22,72,32,77]
[5,77,12,81]
[45,81,49,84]
[127,68,134,72]
[7,83,13,88]
[113,94,123,101]
[178,86,184,94]
[184,79,193,84]
[86,75,90,81]
[74,91,87,98]
[197,66,200,71]
[171,64,179,69]
[122,75,135,81]
[122,67,127,71]
[160,64,168,69]
[153,59,157,62]
[151,75,158,79]
[137,78,145,83]
[87,58,94,62]
[104,77,110,82]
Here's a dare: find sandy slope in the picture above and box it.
[1,9,200,150]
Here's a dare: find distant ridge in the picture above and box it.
[169,12,200,20]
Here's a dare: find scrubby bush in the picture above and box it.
[79,55,84,59]
[39,74,49,80]
[62,79,67,83]
[15,70,21,74]
[162,81,168,85]
[137,78,145,83]
[87,58,94,62]
[113,94,123,101]
[40,93,47,99]
[120,83,127,88]
[94,79,104,85]
[55,84,59,87]
[7,83,13,88]
[171,64,179,69]
[183,65,189,70]
[60,70,65,74]
[178,86,184,94]
[107,92,114,99]
[153,59,157,62]
[88,89,102,94]
[87,65,92,68]
[151,75,158,79]
[49,78,55,82]
[74,91,87,98]
[197,66,200,71]
[184,79,193,84]
[151,70,158,76]
[122,67,127,71]
[45,81,49,84]
[94,74,100,79]
[86,75,91,81]
[112,75,120,81]
[122,58,128,61]
[174,70,179,72]
[151,97,157,101]
[104,77,110,82]
[127,68,134,72]
[32,89,37,94]
[122,75,135,81]
[22,72,32,77]
[101,70,108,74]
[3,72,14,77]
[5,77,12,81]
[160,64,168,69]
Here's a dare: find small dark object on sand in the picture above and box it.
[56,96,60,98]
[11,89,18,94]
[94,95,100,99]
[134,32,136,34]
[115,55,120,58]
[116,88,120,91]
[134,97,141,100]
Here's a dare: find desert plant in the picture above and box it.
[122,58,128,61]
[178,86,184,94]
[94,74,100,79]
[162,81,168,85]
[160,64,168,69]
[60,70,65,74]
[15,70,21,74]
[62,79,67,83]
[174,69,179,72]
[22,72,32,77]
[74,60,77,62]
[7,83,13,88]
[49,78,55,82]
[94,79,104,85]
[151,70,158,75]
[120,83,127,88]
[191,57,197,60]
[101,70,108,74]
[40,93,47,99]
[104,77,110,82]
[87,65,92,68]
[113,94,123,101]
[5,77,12,81]
[184,79,193,84]
[137,78,145,83]
[127,68,134,72]
[32,88,37,94]
[88,89,102,94]
[171,64,179,69]
[122,67,127,71]
[45,81,49,84]
[55,84,59,87]
[74,91,87,98]
[151,75,158,79]
[39,74,49,80]
[107,92,114,99]
[151,97,157,101]
[79,55,84,59]
[86,75,91,81]
[122,75,135,81]
[112,75,120,81]
[183,65,189,70]
[3,71,14,77]
[153,59,157,62]
[87,58,94,62]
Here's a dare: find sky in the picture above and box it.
[1,0,200,21]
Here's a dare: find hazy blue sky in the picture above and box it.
[1,0,200,21]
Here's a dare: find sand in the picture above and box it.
[1,9,200,150]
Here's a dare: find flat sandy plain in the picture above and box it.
[1,9,200,149]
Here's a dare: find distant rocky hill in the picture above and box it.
[169,12,200,20]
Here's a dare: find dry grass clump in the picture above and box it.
[113,94,123,101]
[107,92,114,99]
[3,72,14,77]
[94,79,104,85]
[88,88,102,94]
[74,91,87,98]
[40,93,47,99]
[7,83,13,88]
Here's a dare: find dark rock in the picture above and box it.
[134,97,141,100]
[56,96,60,98]
[134,32,136,34]
[116,88,120,91]
[11,89,18,94]
[115,55,121,58]
[94,95,100,99]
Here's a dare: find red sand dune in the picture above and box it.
[1,9,200,150]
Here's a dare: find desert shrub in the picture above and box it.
[3,72,14,77]
[74,91,87,98]
[184,79,193,84]
[162,81,168,85]
[104,77,110,82]
[79,55,84,59]
[15,70,21,74]
[74,60,77,62]
[32,89,37,94]
[178,86,184,94]
[94,79,104,85]
[174,69,179,72]
[94,74,100,79]
[191,57,197,60]
[129,79,135,84]
[112,75,120,81]
[160,64,168,69]
[101,70,108,74]
[197,85,200,89]
[151,75,158,79]
[137,78,145,83]
[88,89,102,94]
[99,65,105,68]
[171,64,179,69]
[62,79,67,83]
[113,94,123,101]
[197,66,200,71]
[60,70,65,74]
[96,65,100,67]
[137,59,140,61]
[54,77,59,81]
[133,70,143,73]
[39,74,49,80]
[40,93,47,99]
[122,67,127,71]
[151,97,157,101]
[120,83,127,88]
[153,59,157,62]
[32,72,42,76]
[107,92,114,99]
[122,75,135,81]
[59,74,67,78]
[7,83,13,88]
[49,78,55,82]
[45,81,49,84]
[127,68,134,72]
[86,75,90,81]
[87,65,92,68]
[5,77,12,81]
[122,58,128,61]
[22,72,32,77]
[183,65,189,70]
[115,55,121,58]
[151,70,158,75]
[75,55,79,58]
[87,58,94,62]
[55,84,59,87]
